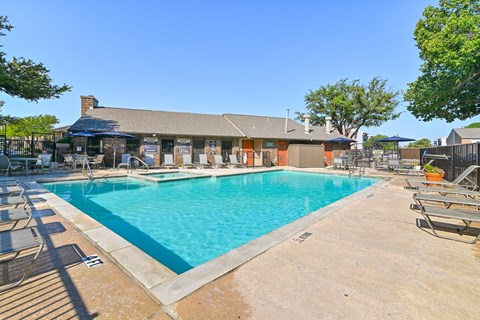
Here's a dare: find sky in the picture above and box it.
[2,1,479,143]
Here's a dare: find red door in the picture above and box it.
[242,140,254,166]
[278,141,287,166]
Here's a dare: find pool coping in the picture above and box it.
[31,169,389,306]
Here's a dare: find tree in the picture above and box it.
[363,134,394,150]
[297,78,400,138]
[0,16,71,108]
[6,114,58,138]
[404,0,480,122]
[465,122,480,128]
[406,138,432,148]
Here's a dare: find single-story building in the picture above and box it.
[446,128,480,145]
[68,95,349,167]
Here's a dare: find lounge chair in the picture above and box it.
[182,155,195,169]
[416,186,480,198]
[199,154,212,169]
[89,154,105,169]
[0,205,32,230]
[413,192,480,210]
[405,165,480,190]
[413,193,480,244]
[229,155,243,168]
[0,185,24,197]
[213,155,227,168]
[162,154,177,169]
[0,155,23,176]
[63,154,77,170]
[0,227,45,291]
[0,195,27,209]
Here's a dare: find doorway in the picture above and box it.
[221,140,232,162]
[192,139,204,163]
[278,140,287,166]
[242,140,254,166]
[161,139,174,163]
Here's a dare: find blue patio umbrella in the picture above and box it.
[375,135,415,156]
[96,131,136,168]
[68,130,97,137]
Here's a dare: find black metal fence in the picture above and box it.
[420,142,479,187]
[0,133,57,161]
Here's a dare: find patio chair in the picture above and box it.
[0,227,45,292]
[63,154,77,170]
[162,154,177,169]
[413,193,480,244]
[213,155,227,168]
[405,165,480,190]
[333,158,344,170]
[199,154,212,169]
[89,154,105,169]
[229,154,243,168]
[0,205,32,230]
[0,155,23,176]
[416,186,480,198]
[117,154,132,170]
[32,154,52,173]
[182,155,195,169]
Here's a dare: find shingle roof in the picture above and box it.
[69,107,244,137]
[69,106,348,141]
[223,114,343,141]
[454,128,480,139]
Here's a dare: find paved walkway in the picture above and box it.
[0,167,479,319]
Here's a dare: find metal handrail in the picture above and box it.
[127,156,149,173]
[81,158,94,180]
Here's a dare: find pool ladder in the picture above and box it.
[81,158,94,180]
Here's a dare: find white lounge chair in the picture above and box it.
[182,155,195,169]
[163,154,176,169]
[213,155,227,168]
[63,154,77,170]
[199,154,212,169]
[406,165,480,190]
[228,155,244,168]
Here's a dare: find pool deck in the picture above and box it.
[1,166,480,319]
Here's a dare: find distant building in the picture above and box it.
[446,128,480,145]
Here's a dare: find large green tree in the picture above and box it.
[0,16,71,108]
[465,122,480,128]
[7,114,59,138]
[405,0,480,122]
[406,138,432,148]
[298,78,400,138]
[363,134,394,150]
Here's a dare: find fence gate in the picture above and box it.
[3,132,56,161]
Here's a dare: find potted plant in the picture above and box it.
[423,164,445,182]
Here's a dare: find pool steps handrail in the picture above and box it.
[127,156,149,173]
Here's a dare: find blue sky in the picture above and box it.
[2,1,479,142]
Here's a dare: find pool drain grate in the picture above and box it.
[292,232,313,243]
[82,254,105,268]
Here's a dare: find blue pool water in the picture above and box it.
[43,171,380,274]
[140,172,197,179]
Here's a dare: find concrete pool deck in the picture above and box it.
[1,166,479,319]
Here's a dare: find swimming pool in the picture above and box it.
[43,171,380,274]
[139,172,198,180]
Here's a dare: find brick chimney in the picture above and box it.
[80,95,99,115]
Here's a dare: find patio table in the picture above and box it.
[10,157,41,176]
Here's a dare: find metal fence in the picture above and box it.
[420,142,479,186]
[0,134,57,161]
